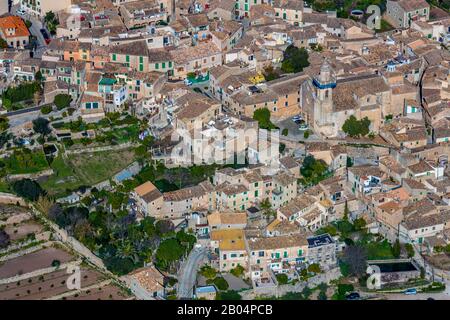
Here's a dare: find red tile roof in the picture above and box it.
[0,16,30,39]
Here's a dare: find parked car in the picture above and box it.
[40,29,51,44]
[17,9,26,15]
[292,115,302,122]
[299,123,309,130]
[345,292,361,300]
[404,288,417,295]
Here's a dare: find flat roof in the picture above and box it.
[307,234,335,248]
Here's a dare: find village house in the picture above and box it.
[207,212,248,231]
[210,229,248,272]
[162,181,215,219]
[386,0,430,29]
[306,233,337,269]
[0,15,30,49]
[126,266,165,299]
[132,181,164,218]
[247,233,310,277]
[119,0,168,30]
[170,41,222,79]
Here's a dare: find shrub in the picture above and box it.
[307,263,321,274]
[51,259,61,268]
[276,273,289,285]
[342,116,371,138]
[54,94,72,110]
[200,265,217,279]
[253,108,277,130]
[281,45,310,73]
[216,290,241,300]
[2,81,40,104]
[40,105,53,114]
[405,243,415,258]
[207,277,229,291]
[282,128,288,136]
[230,265,245,278]
[303,130,310,139]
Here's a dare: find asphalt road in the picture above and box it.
[5,105,41,117]
[382,291,450,300]
[177,247,208,299]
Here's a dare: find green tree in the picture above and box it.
[335,284,354,300]
[282,128,288,136]
[307,263,321,274]
[200,265,217,279]
[230,264,245,278]
[263,65,280,81]
[281,45,310,73]
[155,238,185,270]
[276,273,289,285]
[12,179,45,201]
[303,130,310,139]
[40,105,53,114]
[346,157,353,168]
[405,243,415,258]
[260,198,276,219]
[32,117,51,136]
[300,155,329,186]
[342,116,371,138]
[353,217,367,231]
[207,277,229,291]
[252,108,277,130]
[392,239,401,258]
[0,116,8,133]
[343,201,349,221]
[342,245,367,277]
[35,71,43,83]
[54,94,72,110]
[2,81,41,104]
[44,11,58,35]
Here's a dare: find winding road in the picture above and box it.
[177,247,208,299]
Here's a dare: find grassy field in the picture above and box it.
[0,179,11,193]
[103,124,140,144]
[366,240,395,260]
[3,150,49,174]
[41,149,136,197]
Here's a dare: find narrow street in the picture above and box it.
[177,247,208,299]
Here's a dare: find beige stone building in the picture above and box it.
[386,0,430,29]
[210,229,248,272]
[0,15,30,48]
[311,61,390,138]
[247,233,309,276]
[119,0,167,29]
[20,0,72,17]
[132,181,164,218]
[170,41,222,79]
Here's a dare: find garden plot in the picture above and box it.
[0,247,74,279]
[0,268,105,300]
